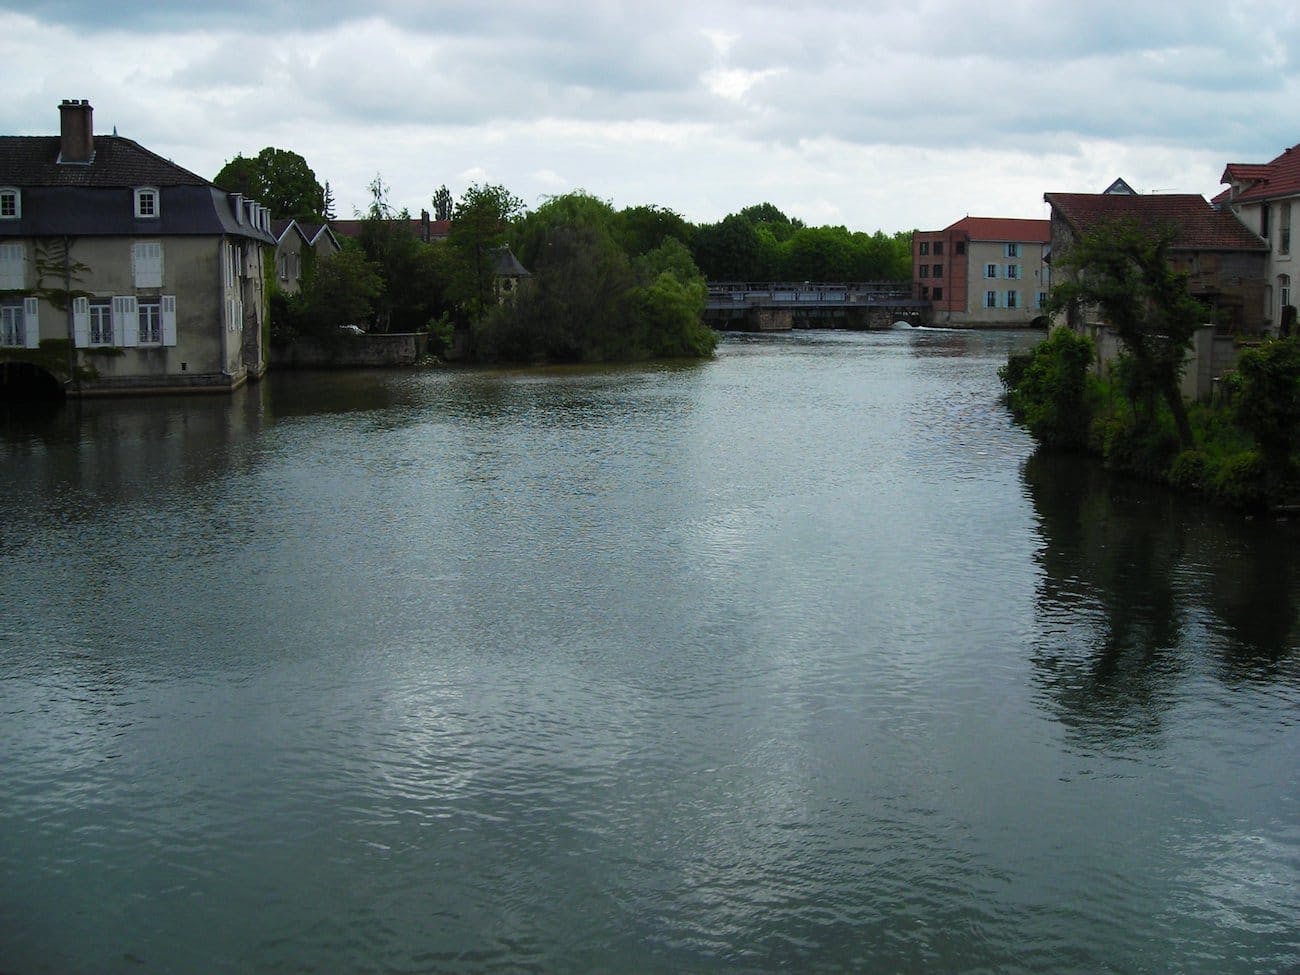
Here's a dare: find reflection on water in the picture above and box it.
[2,331,1298,975]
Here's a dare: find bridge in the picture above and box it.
[705,282,928,331]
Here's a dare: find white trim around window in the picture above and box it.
[0,187,19,220]
[134,186,160,219]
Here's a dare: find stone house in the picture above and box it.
[269,220,339,296]
[0,99,275,395]
[1215,142,1299,334]
[913,217,1052,327]
[1044,191,1268,334]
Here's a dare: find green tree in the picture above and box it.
[1047,219,1207,448]
[1234,336,1300,490]
[213,147,326,222]
[613,204,692,258]
[296,249,384,333]
[691,214,761,281]
[431,185,454,222]
[448,183,525,326]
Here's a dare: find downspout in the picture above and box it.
[63,236,78,391]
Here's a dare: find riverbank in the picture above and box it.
[1001,327,1300,512]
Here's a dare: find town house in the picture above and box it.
[913,217,1052,327]
[0,100,275,395]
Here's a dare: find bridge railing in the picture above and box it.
[705,281,915,307]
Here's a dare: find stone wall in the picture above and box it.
[271,331,429,368]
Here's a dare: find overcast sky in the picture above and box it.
[3,1,1297,232]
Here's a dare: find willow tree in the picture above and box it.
[1047,220,1207,448]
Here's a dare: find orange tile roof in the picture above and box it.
[942,216,1051,243]
[1044,192,1265,251]
[1219,143,1300,204]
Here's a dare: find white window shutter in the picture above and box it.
[73,296,89,347]
[132,242,162,288]
[23,297,39,348]
[114,295,139,347]
[235,297,244,332]
[161,295,177,346]
[0,243,23,290]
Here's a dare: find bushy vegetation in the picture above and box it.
[478,194,716,363]
[1002,332,1300,510]
[1000,327,1095,449]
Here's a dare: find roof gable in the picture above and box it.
[1044,192,1265,251]
[1219,143,1300,204]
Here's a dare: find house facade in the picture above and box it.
[270,219,342,296]
[0,99,275,396]
[913,217,1051,327]
[1044,191,1268,334]
[1216,142,1299,334]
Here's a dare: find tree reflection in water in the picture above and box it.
[1022,449,1300,743]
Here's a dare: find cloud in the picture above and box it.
[3,0,1298,233]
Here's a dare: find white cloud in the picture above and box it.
[3,1,1298,233]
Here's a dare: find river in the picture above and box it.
[1,329,1297,974]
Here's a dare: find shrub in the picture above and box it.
[999,327,1095,449]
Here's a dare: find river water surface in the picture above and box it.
[2,329,1297,974]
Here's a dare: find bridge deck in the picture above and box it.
[706,281,924,311]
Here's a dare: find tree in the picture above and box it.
[613,204,692,257]
[691,214,761,281]
[213,148,326,222]
[448,183,525,326]
[431,185,454,222]
[1234,336,1300,490]
[1047,219,1207,448]
[295,249,383,333]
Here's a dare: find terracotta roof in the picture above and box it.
[0,134,209,187]
[942,216,1051,243]
[1044,192,1265,251]
[331,217,452,241]
[1218,143,1300,204]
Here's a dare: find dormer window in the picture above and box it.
[134,187,159,219]
[0,189,18,219]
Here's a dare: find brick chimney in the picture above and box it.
[58,99,94,164]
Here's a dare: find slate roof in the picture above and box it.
[1,131,273,242]
[1218,143,1300,204]
[0,135,209,187]
[491,246,530,277]
[942,216,1050,243]
[1044,192,1265,251]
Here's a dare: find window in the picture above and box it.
[919,265,930,278]
[0,242,24,289]
[1037,292,1048,308]
[138,301,162,345]
[932,287,943,300]
[89,301,113,345]
[986,264,998,278]
[1006,264,1019,279]
[1282,202,1292,256]
[920,285,929,299]
[1282,274,1292,312]
[0,188,18,219]
[933,264,943,277]
[919,241,930,255]
[132,241,163,288]
[1,298,37,348]
[1006,290,1018,309]
[933,241,944,255]
[134,187,159,219]
[986,290,998,308]
[1005,243,1020,258]
[955,241,966,255]
[1,302,24,346]
[1261,202,1271,240]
